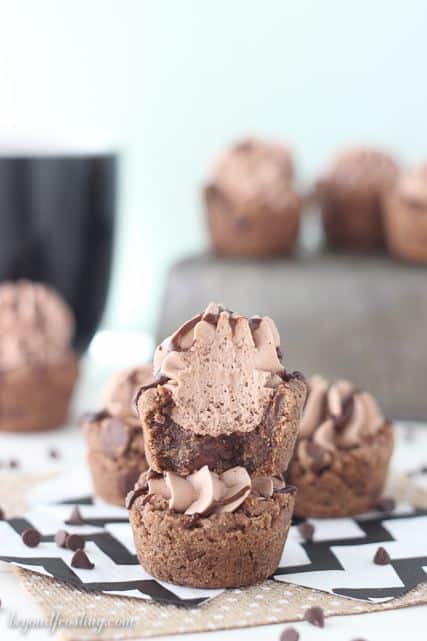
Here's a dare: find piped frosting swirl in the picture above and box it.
[297,375,386,471]
[129,465,286,516]
[152,303,287,437]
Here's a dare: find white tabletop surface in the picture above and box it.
[0,357,426,641]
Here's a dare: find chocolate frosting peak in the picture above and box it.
[298,375,385,469]
[147,465,273,516]
[0,280,74,371]
[103,364,154,426]
[153,303,285,436]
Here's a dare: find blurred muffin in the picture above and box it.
[316,147,399,250]
[204,137,302,257]
[82,364,152,506]
[288,375,394,518]
[0,280,79,432]
[383,164,427,263]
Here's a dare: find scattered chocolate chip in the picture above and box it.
[71,549,94,569]
[0,507,4,520]
[373,546,391,565]
[66,534,85,551]
[304,606,324,628]
[22,528,41,548]
[65,506,84,525]
[298,521,315,541]
[376,497,395,513]
[54,530,68,548]
[279,627,299,641]
[48,448,60,460]
[8,459,19,469]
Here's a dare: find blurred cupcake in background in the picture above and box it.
[82,364,153,506]
[316,147,399,251]
[0,280,79,432]
[204,137,302,257]
[383,163,427,264]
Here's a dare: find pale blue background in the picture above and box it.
[0,0,426,333]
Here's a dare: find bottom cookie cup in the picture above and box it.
[0,353,79,432]
[288,422,394,518]
[83,417,148,506]
[128,488,295,588]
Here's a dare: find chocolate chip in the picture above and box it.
[304,606,324,628]
[8,459,19,469]
[279,627,299,641]
[22,528,41,548]
[100,418,131,457]
[71,549,94,569]
[65,506,84,525]
[48,448,60,460]
[67,534,85,551]
[54,530,68,548]
[374,546,391,565]
[0,507,4,520]
[298,521,315,541]
[376,497,395,513]
[184,513,201,529]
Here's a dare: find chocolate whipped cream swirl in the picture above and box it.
[152,303,287,437]
[298,376,385,470]
[130,465,285,516]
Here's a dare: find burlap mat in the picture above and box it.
[5,471,427,639]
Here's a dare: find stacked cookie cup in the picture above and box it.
[126,303,307,588]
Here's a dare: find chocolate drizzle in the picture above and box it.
[125,487,148,510]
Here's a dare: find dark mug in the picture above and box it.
[0,152,117,351]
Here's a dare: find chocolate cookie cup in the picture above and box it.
[383,164,427,263]
[0,280,79,432]
[316,148,399,251]
[136,304,306,476]
[128,467,296,589]
[204,138,302,257]
[82,365,152,505]
[288,376,394,518]
[129,303,306,588]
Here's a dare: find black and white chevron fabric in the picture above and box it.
[0,474,426,606]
